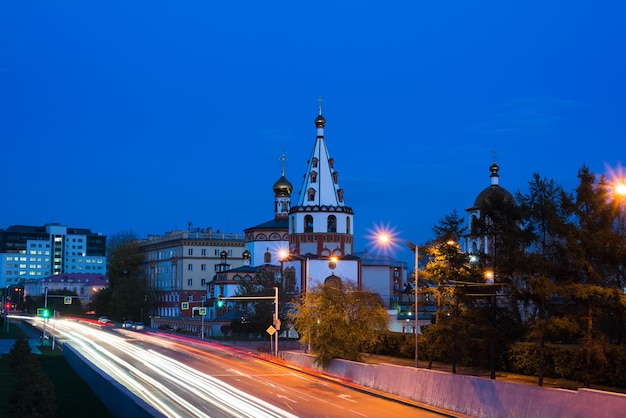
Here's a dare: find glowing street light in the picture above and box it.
[372,226,419,368]
[407,241,419,368]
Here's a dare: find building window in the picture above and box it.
[188,264,193,271]
[327,215,337,232]
[201,279,207,286]
[312,157,318,168]
[187,279,193,286]
[310,171,317,183]
[307,188,316,202]
[188,248,193,256]
[201,264,206,271]
[304,215,314,233]
[201,248,206,256]
[332,172,338,184]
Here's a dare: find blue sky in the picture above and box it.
[2,2,625,263]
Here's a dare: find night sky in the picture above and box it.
[2,2,625,263]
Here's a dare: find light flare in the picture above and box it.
[366,222,401,255]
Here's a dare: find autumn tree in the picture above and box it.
[289,280,389,368]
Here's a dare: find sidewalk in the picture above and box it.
[0,319,43,355]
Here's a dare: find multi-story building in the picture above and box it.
[137,226,246,318]
[0,223,107,290]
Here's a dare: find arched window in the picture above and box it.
[327,215,337,232]
[337,189,344,203]
[264,251,271,263]
[307,188,316,201]
[304,215,314,233]
[332,172,338,184]
[346,216,351,234]
[312,157,319,168]
[310,171,317,183]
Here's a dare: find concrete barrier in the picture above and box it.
[282,351,626,418]
[63,343,166,418]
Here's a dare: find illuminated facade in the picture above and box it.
[0,223,107,289]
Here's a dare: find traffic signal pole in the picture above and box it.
[219,287,279,356]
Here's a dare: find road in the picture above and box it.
[24,316,453,418]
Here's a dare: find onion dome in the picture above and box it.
[471,162,516,209]
[315,113,326,128]
[273,175,293,197]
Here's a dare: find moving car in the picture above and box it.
[132,322,145,331]
[98,316,109,323]
[121,320,133,329]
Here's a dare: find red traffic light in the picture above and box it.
[5,303,11,311]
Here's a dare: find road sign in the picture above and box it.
[266,325,276,335]
[181,302,189,310]
[64,296,72,304]
[198,307,207,316]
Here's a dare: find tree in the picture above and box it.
[289,280,389,368]
[234,266,286,336]
[516,173,571,386]
[8,332,56,417]
[91,231,153,321]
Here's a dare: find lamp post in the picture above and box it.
[280,250,310,353]
[485,269,496,380]
[408,241,419,368]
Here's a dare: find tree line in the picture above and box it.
[415,165,626,387]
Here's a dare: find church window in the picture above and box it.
[337,189,344,202]
[310,171,317,182]
[332,172,338,184]
[329,158,334,169]
[304,215,314,233]
[264,251,271,263]
[327,215,337,232]
[308,188,316,201]
[312,157,318,168]
[346,217,351,234]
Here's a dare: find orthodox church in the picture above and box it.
[239,102,407,313]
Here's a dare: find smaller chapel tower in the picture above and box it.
[273,151,293,219]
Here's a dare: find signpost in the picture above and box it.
[220,287,280,356]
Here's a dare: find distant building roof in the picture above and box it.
[41,273,108,286]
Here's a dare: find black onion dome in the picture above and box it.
[315,113,326,128]
[273,175,293,196]
[469,162,516,209]
[473,185,516,208]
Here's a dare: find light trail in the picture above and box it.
[21,317,300,418]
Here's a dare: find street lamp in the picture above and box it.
[373,229,419,368]
[279,250,311,353]
[408,241,419,368]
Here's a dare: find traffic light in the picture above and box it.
[216,294,224,308]
[37,307,51,318]
[4,302,10,311]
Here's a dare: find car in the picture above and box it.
[132,322,145,331]
[98,316,109,323]
[121,320,133,329]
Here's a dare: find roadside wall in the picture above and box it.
[282,351,626,418]
[63,343,166,418]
